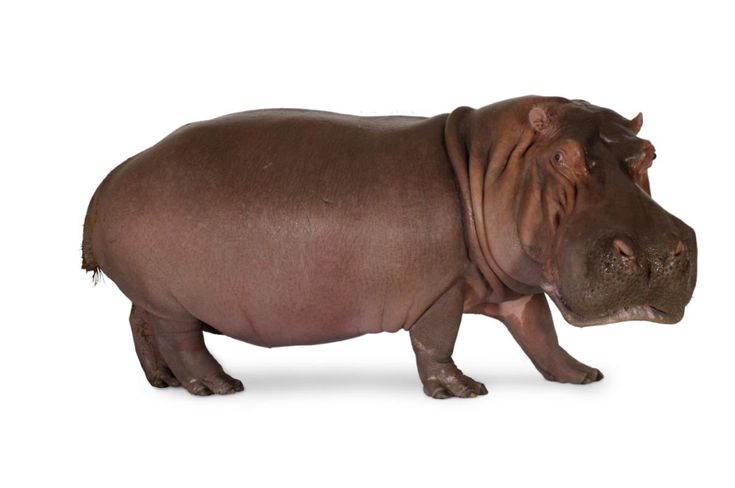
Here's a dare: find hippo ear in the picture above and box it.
[529,106,554,134]
[630,112,643,134]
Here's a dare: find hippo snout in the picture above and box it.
[555,223,697,326]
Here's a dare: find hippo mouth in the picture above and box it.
[541,283,683,326]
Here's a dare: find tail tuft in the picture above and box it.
[81,231,103,284]
[82,183,103,285]
[81,252,103,284]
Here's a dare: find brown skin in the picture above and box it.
[82,96,696,397]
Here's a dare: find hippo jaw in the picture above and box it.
[540,200,697,327]
[541,283,685,326]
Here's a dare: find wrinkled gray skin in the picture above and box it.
[82,96,697,397]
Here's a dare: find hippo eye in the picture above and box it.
[652,153,657,160]
[553,152,563,163]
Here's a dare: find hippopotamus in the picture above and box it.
[82,95,697,398]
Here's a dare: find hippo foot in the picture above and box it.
[148,361,243,395]
[179,373,244,396]
[534,348,603,384]
[146,366,181,388]
[148,365,243,395]
[154,345,245,396]
[421,363,488,399]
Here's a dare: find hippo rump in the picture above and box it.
[82,96,697,398]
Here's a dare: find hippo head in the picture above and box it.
[445,96,697,326]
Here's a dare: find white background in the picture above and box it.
[2,1,733,487]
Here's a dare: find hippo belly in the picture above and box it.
[92,110,468,347]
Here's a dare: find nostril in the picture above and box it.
[674,240,686,257]
[613,238,635,258]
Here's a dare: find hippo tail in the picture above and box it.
[81,183,103,284]
[82,158,129,284]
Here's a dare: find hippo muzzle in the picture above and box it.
[547,218,697,326]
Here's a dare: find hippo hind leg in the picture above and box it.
[129,304,180,388]
[128,304,244,396]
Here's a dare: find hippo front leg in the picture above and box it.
[410,284,488,399]
[490,294,603,384]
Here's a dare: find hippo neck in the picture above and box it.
[443,101,545,301]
